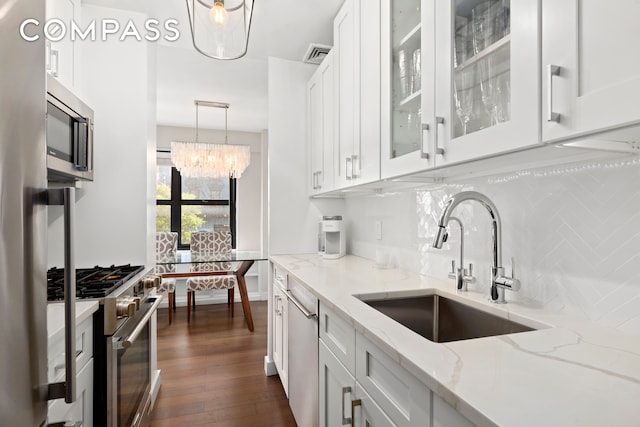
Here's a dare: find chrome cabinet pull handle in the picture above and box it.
[345,157,353,180]
[317,170,322,189]
[421,123,430,159]
[351,398,362,427]
[547,64,561,122]
[341,386,352,425]
[351,155,359,178]
[46,188,76,404]
[435,116,445,156]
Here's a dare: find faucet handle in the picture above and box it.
[448,260,457,280]
[463,263,476,285]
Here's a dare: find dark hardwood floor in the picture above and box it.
[150,300,297,427]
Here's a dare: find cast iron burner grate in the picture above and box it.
[47,264,145,301]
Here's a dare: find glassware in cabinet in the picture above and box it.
[390,0,422,159]
[451,0,511,139]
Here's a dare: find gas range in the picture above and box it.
[47,263,158,336]
[47,264,146,301]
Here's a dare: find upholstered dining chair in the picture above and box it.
[186,231,237,323]
[155,231,178,323]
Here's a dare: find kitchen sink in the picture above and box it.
[359,293,536,343]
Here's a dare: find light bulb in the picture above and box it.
[210,1,228,27]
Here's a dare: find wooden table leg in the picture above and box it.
[235,260,255,332]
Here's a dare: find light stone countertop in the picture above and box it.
[270,253,640,427]
[48,301,99,343]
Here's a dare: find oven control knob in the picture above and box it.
[131,296,141,310]
[116,298,137,318]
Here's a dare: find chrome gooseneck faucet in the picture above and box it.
[432,191,520,303]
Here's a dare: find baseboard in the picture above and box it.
[264,355,277,376]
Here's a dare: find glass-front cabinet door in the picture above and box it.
[381,0,435,179]
[382,0,540,179]
[434,0,540,167]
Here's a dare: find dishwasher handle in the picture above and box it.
[284,290,317,319]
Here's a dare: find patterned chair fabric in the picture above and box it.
[155,232,178,293]
[186,231,237,291]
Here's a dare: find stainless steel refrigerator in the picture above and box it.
[0,0,48,425]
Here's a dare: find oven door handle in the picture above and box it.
[115,296,163,350]
[46,187,76,404]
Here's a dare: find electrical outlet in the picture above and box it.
[375,221,382,240]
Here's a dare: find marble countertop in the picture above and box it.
[270,254,640,427]
[48,301,99,343]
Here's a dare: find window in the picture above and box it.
[156,164,237,249]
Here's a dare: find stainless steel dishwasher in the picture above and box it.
[285,278,319,427]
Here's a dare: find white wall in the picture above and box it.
[345,159,640,334]
[267,57,344,254]
[156,125,263,250]
[48,5,155,268]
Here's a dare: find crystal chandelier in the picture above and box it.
[171,101,251,179]
[185,0,254,60]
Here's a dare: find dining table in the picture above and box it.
[156,250,268,331]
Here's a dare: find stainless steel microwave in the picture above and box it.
[46,75,94,181]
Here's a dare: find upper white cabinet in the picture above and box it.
[333,0,381,189]
[308,51,335,195]
[541,0,640,143]
[46,0,80,90]
[381,0,434,177]
[382,0,541,178]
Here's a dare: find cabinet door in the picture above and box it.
[381,0,436,178]
[433,0,540,167]
[47,358,94,427]
[272,284,288,394]
[432,393,474,427]
[357,0,382,185]
[542,0,640,143]
[46,0,79,90]
[309,65,324,194]
[319,340,356,427]
[308,52,335,195]
[334,0,360,189]
[356,334,431,427]
[354,383,397,427]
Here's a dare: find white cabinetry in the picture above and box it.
[433,394,475,427]
[308,51,335,195]
[382,0,540,178]
[319,303,465,427]
[272,266,288,394]
[355,334,431,426]
[333,0,381,189]
[46,0,80,90]
[47,315,94,427]
[541,0,640,143]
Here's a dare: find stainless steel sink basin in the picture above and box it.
[360,294,535,343]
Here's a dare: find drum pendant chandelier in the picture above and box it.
[171,101,251,179]
[186,0,254,60]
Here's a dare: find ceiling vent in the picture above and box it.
[303,44,332,65]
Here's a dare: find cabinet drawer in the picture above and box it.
[319,302,356,374]
[272,263,288,289]
[48,316,94,382]
[355,333,431,427]
[47,358,94,427]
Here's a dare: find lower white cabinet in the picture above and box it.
[320,339,396,427]
[355,334,431,427]
[47,316,94,427]
[319,304,476,427]
[272,276,288,394]
[433,393,475,427]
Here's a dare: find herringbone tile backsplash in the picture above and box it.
[346,160,640,334]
